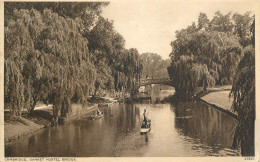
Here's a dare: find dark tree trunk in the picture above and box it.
[203,78,207,91]
[29,96,37,114]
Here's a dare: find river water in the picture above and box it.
[5,89,240,157]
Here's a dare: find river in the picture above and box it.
[5,88,240,157]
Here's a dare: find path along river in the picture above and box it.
[5,89,240,157]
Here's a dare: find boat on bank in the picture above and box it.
[90,112,104,119]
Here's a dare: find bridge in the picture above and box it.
[139,78,173,87]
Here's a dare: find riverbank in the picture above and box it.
[195,85,238,119]
[4,102,99,145]
[4,114,47,144]
[4,94,122,145]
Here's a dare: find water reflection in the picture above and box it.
[173,101,240,156]
[5,89,240,157]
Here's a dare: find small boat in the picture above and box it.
[90,112,104,119]
[140,119,151,135]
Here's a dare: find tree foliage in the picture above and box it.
[5,2,142,120]
[87,17,142,96]
[5,8,96,120]
[140,53,170,79]
[5,2,109,33]
[229,18,255,156]
[168,11,253,99]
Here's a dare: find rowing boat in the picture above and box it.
[140,119,151,135]
[90,112,104,119]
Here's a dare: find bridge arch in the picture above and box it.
[139,78,174,87]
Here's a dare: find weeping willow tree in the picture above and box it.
[229,17,255,156]
[5,9,40,115]
[5,3,143,122]
[87,17,142,97]
[167,11,250,99]
[5,8,96,122]
[167,55,215,100]
[230,46,255,156]
[124,48,142,96]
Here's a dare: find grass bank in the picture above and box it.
[4,100,102,145]
[195,85,238,119]
[4,110,52,145]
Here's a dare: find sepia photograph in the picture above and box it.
[2,0,257,160]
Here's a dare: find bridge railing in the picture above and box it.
[140,78,171,82]
[139,78,172,86]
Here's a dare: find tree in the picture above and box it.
[168,56,215,99]
[123,48,142,96]
[87,16,142,97]
[140,53,170,79]
[168,23,241,97]
[5,2,109,32]
[4,8,96,121]
[230,46,255,156]
[209,11,233,33]
[233,12,254,47]
[229,16,255,156]
[191,63,215,91]
[198,12,209,30]
[93,60,114,97]
[5,3,143,121]
[87,17,114,56]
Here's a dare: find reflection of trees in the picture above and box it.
[173,101,238,152]
[150,85,174,104]
[116,104,138,132]
[28,136,36,153]
[68,124,76,151]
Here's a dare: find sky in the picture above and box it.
[101,0,256,59]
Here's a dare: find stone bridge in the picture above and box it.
[139,78,173,87]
